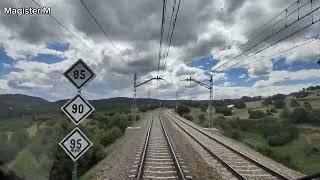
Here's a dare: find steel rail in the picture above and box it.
[167,111,291,180]
[136,114,154,180]
[159,117,187,180]
[165,113,246,180]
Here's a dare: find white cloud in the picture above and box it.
[254,69,320,87]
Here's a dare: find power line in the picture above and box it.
[29,0,89,47]
[80,0,121,55]
[162,0,182,72]
[226,38,318,70]
[250,0,300,39]
[220,16,320,72]
[162,0,176,70]
[214,0,317,71]
[158,0,167,74]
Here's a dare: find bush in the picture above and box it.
[183,114,193,121]
[234,101,246,109]
[290,108,308,123]
[176,105,190,116]
[200,104,207,112]
[270,108,277,113]
[248,110,265,119]
[267,132,292,146]
[274,99,285,109]
[303,102,312,110]
[262,98,272,106]
[280,107,290,118]
[290,99,300,107]
[198,114,206,124]
[216,106,232,116]
[101,127,123,146]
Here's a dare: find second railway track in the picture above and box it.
[165,110,291,180]
[129,112,191,180]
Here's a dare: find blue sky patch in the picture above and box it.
[30,53,65,64]
[273,58,320,71]
[0,47,19,76]
[47,42,70,52]
[187,55,218,72]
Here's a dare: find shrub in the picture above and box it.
[270,108,277,113]
[290,107,308,123]
[200,103,207,112]
[234,101,246,109]
[176,105,190,116]
[290,99,300,107]
[249,110,265,119]
[101,127,123,146]
[274,99,285,109]
[216,106,232,116]
[280,107,290,118]
[262,98,272,106]
[198,114,206,124]
[182,114,193,121]
[303,102,312,110]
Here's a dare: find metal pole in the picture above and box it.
[72,161,78,180]
[209,76,213,129]
[176,90,179,111]
[133,73,137,125]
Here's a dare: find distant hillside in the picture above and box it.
[0,94,58,118]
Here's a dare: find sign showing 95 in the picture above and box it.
[59,127,92,161]
[63,59,96,90]
[61,94,95,125]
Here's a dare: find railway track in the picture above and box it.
[165,110,291,180]
[129,113,191,180]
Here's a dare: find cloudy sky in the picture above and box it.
[0,0,320,101]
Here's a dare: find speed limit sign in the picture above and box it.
[63,59,96,90]
[60,59,94,165]
[59,127,92,161]
[61,94,95,125]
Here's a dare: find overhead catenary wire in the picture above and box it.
[162,0,182,72]
[162,0,176,70]
[228,38,318,70]
[29,0,89,48]
[80,0,124,59]
[249,0,302,39]
[158,0,167,75]
[220,16,320,72]
[213,0,317,71]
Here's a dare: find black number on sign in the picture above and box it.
[77,139,82,148]
[72,104,84,113]
[74,70,86,79]
[70,139,82,152]
[70,139,76,149]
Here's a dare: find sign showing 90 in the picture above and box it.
[72,104,84,114]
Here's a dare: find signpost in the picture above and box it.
[61,94,95,125]
[59,59,96,180]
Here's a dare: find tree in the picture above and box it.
[176,105,190,116]
[249,110,265,119]
[274,99,285,109]
[290,99,300,107]
[215,106,232,116]
[234,101,246,109]
[303,102,312,110]
[262,98,272,106]
[183,114,193,121]
[198,114,206,124]
[290,108,308,123]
